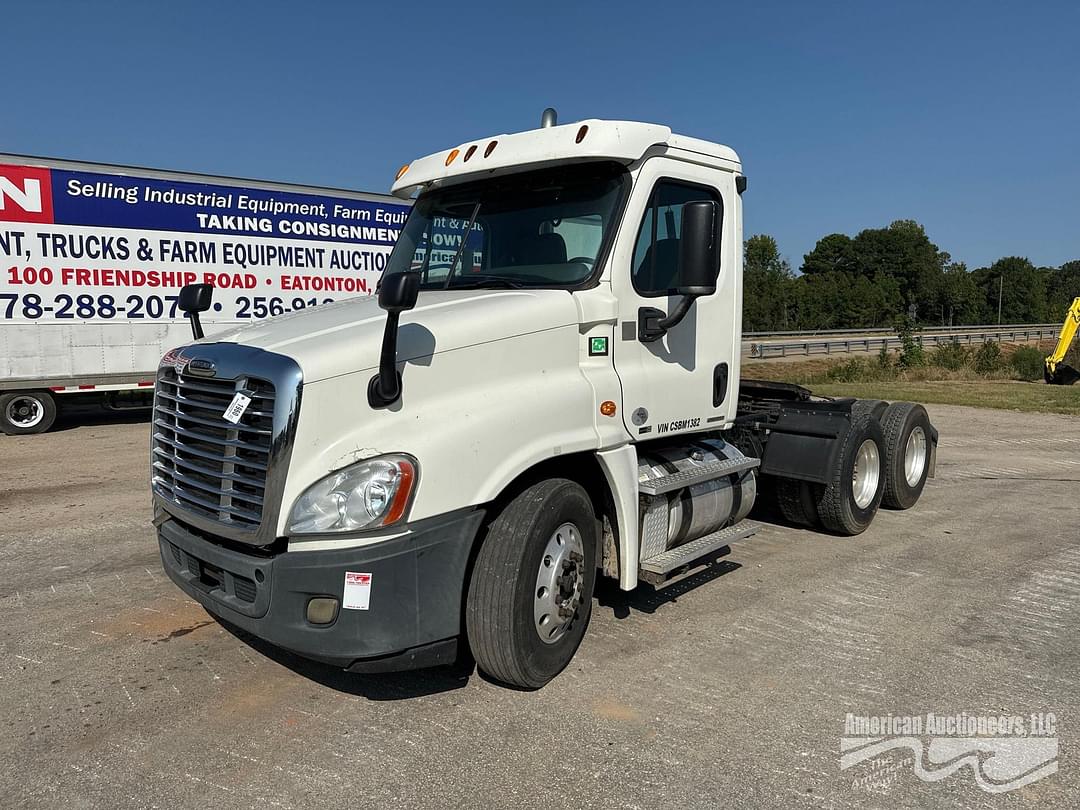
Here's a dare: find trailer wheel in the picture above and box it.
[776,479,820,528]
[815,415,885,535]
[880,402,932,510]
[466,478,597,689]
[0,391,57,435]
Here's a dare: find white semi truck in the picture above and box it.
[0,155,408,434]
[153,112,938,688]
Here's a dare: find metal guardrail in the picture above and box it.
[745,325,1060,360]
[743,323,1058,339]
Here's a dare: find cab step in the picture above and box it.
[639,522,760,586]
[638,457,760,497]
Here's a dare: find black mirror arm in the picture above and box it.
[657,294,696,330]
[368,311,403,407]
[187,312,205,341]
[638,294,698,342]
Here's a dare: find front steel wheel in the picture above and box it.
[533,522,586,644]
[466,479,596,689]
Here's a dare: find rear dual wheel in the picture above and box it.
[880,402,932,510]
[815,415,886,536]
[776,478,819,528]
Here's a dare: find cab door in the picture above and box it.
[609,158,741,439]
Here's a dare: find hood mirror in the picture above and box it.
[368,272,421,408]
[178,283,213,340]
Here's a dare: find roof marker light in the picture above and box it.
[484,140,498,158]
[463,144,477,162]
[576,125,589,144]
[395,164,410,180]
[445,148,460,166]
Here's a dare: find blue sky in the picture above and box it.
[3,1,1077,270]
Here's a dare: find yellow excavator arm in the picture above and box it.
[1045,297,1080,385]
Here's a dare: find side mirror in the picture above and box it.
[178,283,213,340]
[378,271,421,313]
[368,272,421,407]
[638,201,721,342]
[676,200,720,296]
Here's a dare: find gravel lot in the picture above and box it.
[1,404,1078,808]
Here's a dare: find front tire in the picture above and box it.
[466,478,597,688]
[0,391,57,435]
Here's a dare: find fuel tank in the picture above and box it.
[637,438,757,550]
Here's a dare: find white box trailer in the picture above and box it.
[0,155,410,433]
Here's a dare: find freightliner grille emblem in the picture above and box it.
[186,358,217,377]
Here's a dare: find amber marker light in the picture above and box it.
[576,124,589,143]
[484,140,498,157]
[463,144,477,162]
[380,459,417,526]
[395,164,410,180]
[445,149,460,166]
[600,401,617,417]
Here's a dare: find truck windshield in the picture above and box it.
[382,161,629,290]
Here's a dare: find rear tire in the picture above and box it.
[0,391,57,435]
[776,478,820,527]
[880,402,932,509]
[814,415,885,535]
[466,479,597,689]
[852,398,888,422]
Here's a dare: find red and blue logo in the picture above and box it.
[0,163,54,224]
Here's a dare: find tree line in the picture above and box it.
[743,220,1080,332]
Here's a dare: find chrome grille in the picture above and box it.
[152,367,276,531]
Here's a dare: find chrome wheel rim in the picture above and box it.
[5,396,44,429]
[534,522,584,644]
[905,426,928,487]
[852,439,881,510]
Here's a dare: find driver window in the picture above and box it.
[632,180,721,297]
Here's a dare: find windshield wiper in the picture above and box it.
[442,202,482,290]
[448,276,527,289]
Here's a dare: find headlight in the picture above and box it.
[288,454,417,534]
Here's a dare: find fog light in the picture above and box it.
[307,597,339,625]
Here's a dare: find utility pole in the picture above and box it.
[997,275,1003,325]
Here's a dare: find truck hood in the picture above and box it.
[205,289,580,383]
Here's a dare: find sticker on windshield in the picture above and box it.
[343,572,372,610]
[222,392,252,424]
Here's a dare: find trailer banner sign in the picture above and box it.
[0,161,411,323]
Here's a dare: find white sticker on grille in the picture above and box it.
[343,572,372,610]
[222,392,252,424]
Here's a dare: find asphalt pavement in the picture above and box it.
[1,403,1078,808]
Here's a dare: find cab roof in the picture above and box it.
[390,119,741,198]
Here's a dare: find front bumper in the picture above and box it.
[158,508,485,670]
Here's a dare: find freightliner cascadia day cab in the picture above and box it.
[0,154,409,434]
[153,111,938,688]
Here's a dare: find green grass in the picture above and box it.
[812,380,1080,415]
[742,340,1080,414]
